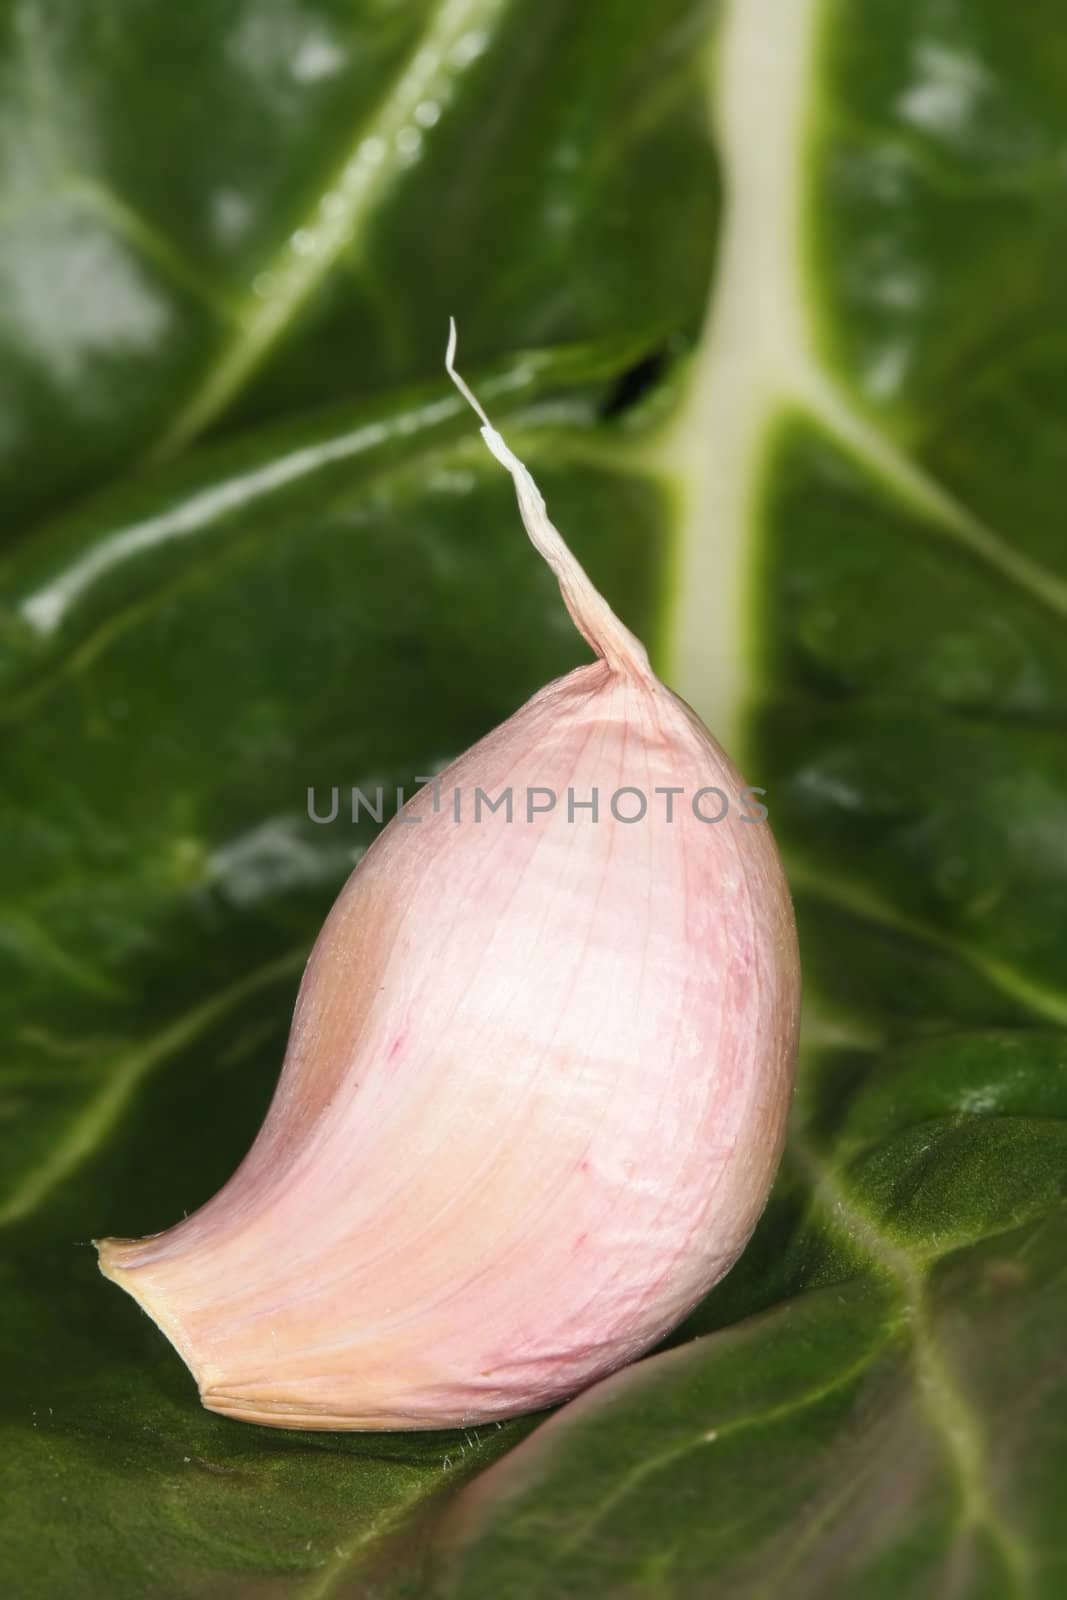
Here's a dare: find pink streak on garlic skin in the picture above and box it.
[97,661,798,1429]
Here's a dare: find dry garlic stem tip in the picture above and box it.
[445,318,651,680]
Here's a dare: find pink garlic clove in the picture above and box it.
[96,328,800,1431]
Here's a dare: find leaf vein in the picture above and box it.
[0,946,305,1228]
[152,0,512,456]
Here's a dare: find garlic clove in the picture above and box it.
[96,328,800,1431]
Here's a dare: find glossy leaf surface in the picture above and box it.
[2,0,1065,1595]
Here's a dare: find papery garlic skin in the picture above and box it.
[97,331,800,1431]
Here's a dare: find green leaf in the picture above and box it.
[0,0,715,531]
[2,0,1066,1595]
